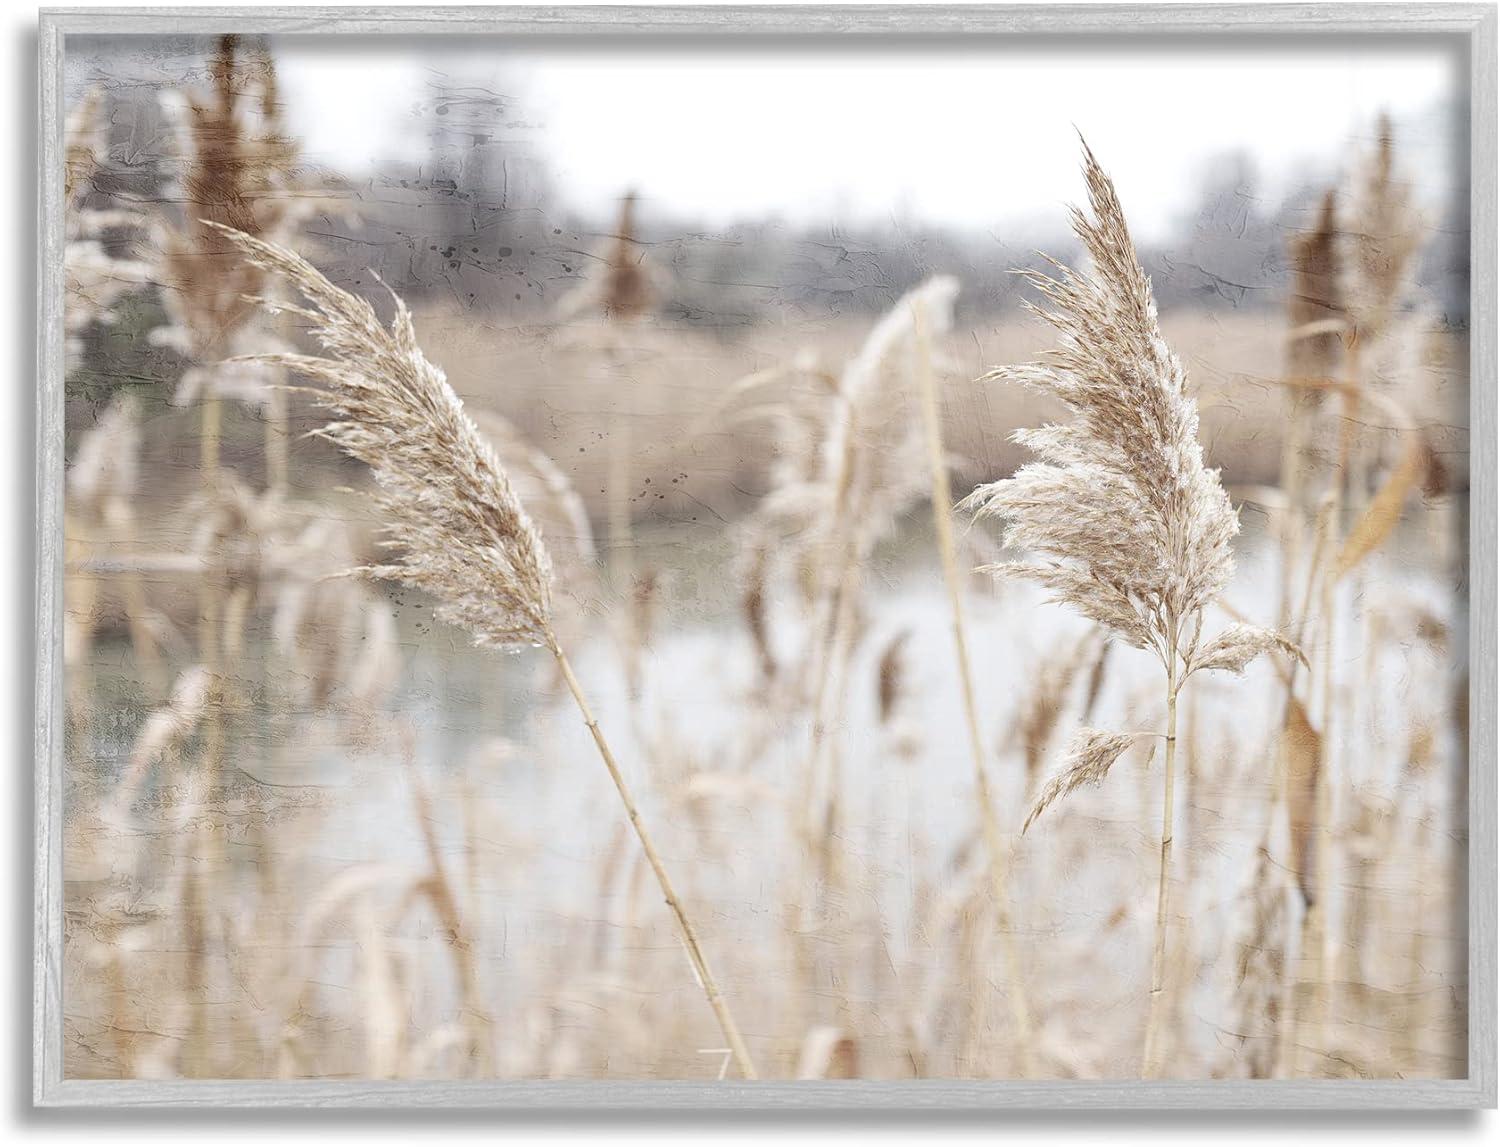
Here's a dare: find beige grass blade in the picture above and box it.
[1334,431,1424,580]
[1282,697,1323,907]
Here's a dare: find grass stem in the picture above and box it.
[1143,649,1180,1077]
[913,300,1035,1076]
[551,642,759,1080]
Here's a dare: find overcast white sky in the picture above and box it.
[267,41,1461,241]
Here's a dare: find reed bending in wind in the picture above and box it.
[205,222,758,1081]
[961,141,1298,1077]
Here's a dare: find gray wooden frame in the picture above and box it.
[33,3,1498,1111]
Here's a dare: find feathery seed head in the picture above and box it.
[1341,113,1423,348]
[209,223,556,650]
[1023,728,1142,834]
[963,142,1239,661]
[1286,189,1345,390]
[1188,622,1306,677]
[152,35,308,366]
[604,190,655,321]
[824,275,960,538]
[738,276,960,635]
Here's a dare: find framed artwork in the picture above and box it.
[34,3,1497,1110]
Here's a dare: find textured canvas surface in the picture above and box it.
[54,28,1473,1087]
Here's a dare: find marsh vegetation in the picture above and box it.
[61,36,1468,1082]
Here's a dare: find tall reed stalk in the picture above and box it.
[1310,351,1352,1064]
[212,223,759,1080]
[154,35,305,789]
[912,300,1034,1074]
[1142,639,1180,1072]
[802,277,960,883]
[1298,116,1423,1070]
[1277,189,1344,632]
[197,393,225,783]
[564,191,654,587]
[551,650,755,1076]
[1275,194,1346,1072]
[963,141,1298,1077]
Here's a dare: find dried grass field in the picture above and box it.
[60,37,1470,1083]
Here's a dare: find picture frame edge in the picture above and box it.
[32,1,1500,1113]
[35,5,67,1112]
[1465,0,1499,1113]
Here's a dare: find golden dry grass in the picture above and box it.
[58,86,1469,1085]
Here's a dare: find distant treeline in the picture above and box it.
[302,90,1469,334]
[83,64,1471,345]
